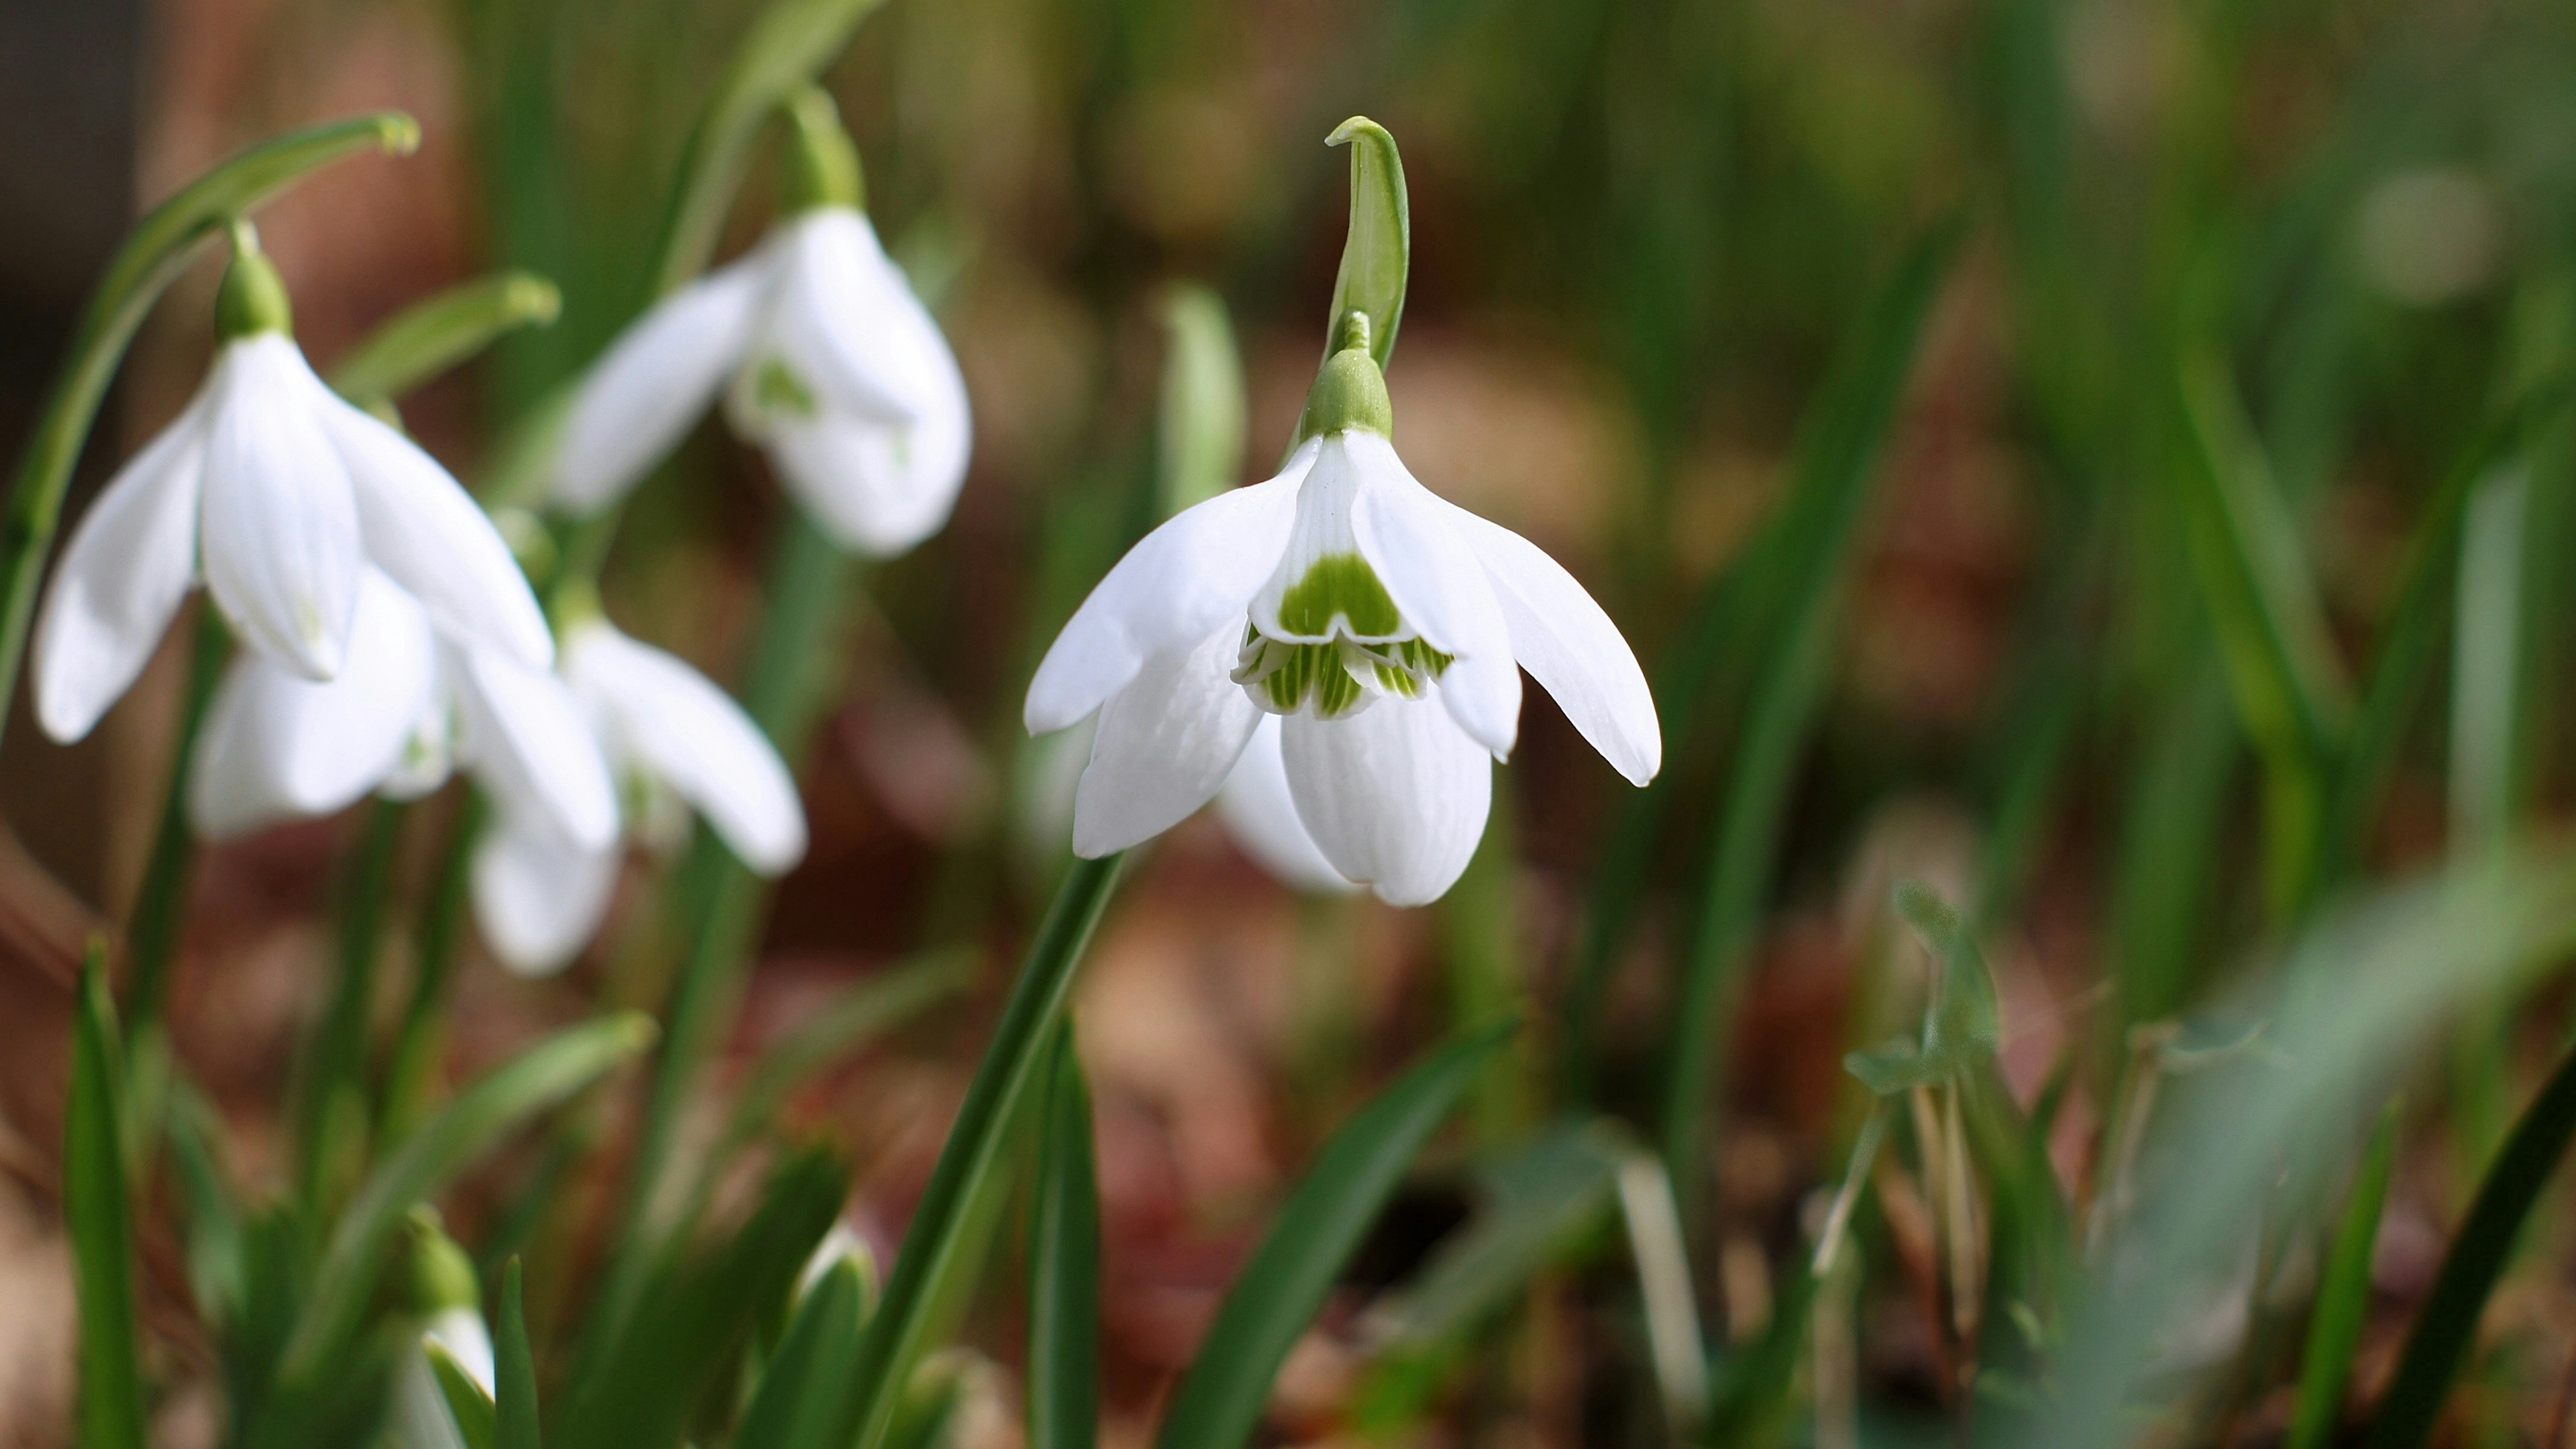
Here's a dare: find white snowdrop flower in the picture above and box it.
[393,1213,494,1449]
[32,224,551,744]
[1024,325,1660,906]
[553,93,968,558]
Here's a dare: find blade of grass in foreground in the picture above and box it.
[1155,1020,1517,1449]
[2365,1040,2576,1449]
[429,1343,499,1449]
[835,853,1126,1449]
[68,945,148,1449]
[735,1260,866,1449]
[1026,1023,1101,1449]
[2287,1102,2399,1449]
[1658,223,1960,1217]
[495,1259,541,1449]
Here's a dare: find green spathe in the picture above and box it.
[405,1209,482,1314]
[783,87,865,214]
[215,222,294,340]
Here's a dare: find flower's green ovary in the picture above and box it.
[751,358,819,419]
[1276,552,1402,639]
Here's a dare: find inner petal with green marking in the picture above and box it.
[1234,550,1451,719]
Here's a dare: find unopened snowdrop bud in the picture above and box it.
[794,1221,880,1308]
[553,88,968,558]
[32,221,551,742]
[393,1211,494,1449]
[1024,119,1660,907]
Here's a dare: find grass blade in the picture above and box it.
[68,945,147,1449]
[282,1013,656,1377]
[2366,1040,2576,1449]
[2288,1102,2400,1449]
[735,1260,866,1449]
[1026,1022,1100,1449]
[836,854,1125,1449]
[1658,223,1961,1212]
[1155,1020,1517,1449]
[496,1259,540,1449]
[429,1342,500,1449]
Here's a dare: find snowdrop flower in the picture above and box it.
[1024,323,1660,906]
[33,223,549,743]
[393,1214,494,1449]
[552,91,968,557]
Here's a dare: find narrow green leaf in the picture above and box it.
[718,949,974,1163]
[1658,223,1961,1204]
[428,1340,500,1449]
[0,111,415,749]
[1027,1024,1101,1449]
[162,1077,246,1326]
[495,1260,540,1449]
[1366,1124,1623,1352]
[68,945,148,1449]
[1320,118,1409,372]
[2367,1041,2576,1449]
[1157,284,1246,517]
[1155,1020,1517,1449]
[329,270,561,411]
[835,855,1124,1449]
[2288,1102,2399,1449]
[282,1013,655,1377]
[736,1261,866,1449]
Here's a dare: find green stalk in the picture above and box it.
[123,605,230,1036]
[835,854,1125,1449]
[378,792,488,1145]
[0,112,416,753]
[294,798,406,1215]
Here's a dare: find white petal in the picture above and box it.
[471,818,619,977]
[188,572,439,839]
[1279,694,1491,908]
[1441,504,1662,785]
[761,388,969,557]
[1069,622,1260,857]
[565,622,806,874]
[1342,434,1520,759]
[453,645,619,853]
[756,210,931,426]
[1024,445,1311,735]
[553,258,766,513]
[1215,714,1356,894]
[198,335,364,678]
[32,386,210,742]
[309,378,553,667]
[393,1308,494,1449]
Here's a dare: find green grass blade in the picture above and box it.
[1155,1020,1517,1449]
[68,945,148,1449]
[835,854,1125,1449]
[329,270,561,412]
[496,1259,540,1449]
[735,1261,865,1449]
[282,1014,655,1377]
[429,1342,500,1449]
[1366,1124,1623,1352]
[2447,466,2528,857]
[1320,118,1409,372]
[0,111,415,749]
[2365,1041,2576,1449]
[1658,223,1961,1212]
[2288,1102,2400,1449]
[1026,1023,1100,1449]
[1157,284,1246,518]
[162,1077,246,1327]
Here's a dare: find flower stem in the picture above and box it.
[123,606,230,1038]
[0,113,414,755]
[295,797,407,1215]
[378,792,487,1146]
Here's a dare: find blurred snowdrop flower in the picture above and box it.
[1024,323,1660,906]
[553,91,968,557]
[33,222,550,744]
[393,1213,494,1449]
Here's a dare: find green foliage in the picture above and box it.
[68,947,146,1449]
[1320,118,1409,374]
[1026,1024,1101,1449]
[2289,1104,2400,1449]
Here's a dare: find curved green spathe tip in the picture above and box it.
[784,87,865,213]
[1321,116,1408,376]
[369,109,424,157]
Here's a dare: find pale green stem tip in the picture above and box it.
[1296,324,1393,440]
[404,1208,482,1313]
[215,219,294,340]
[784,87,865,214]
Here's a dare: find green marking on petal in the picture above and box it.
[751,357,820,419]
[1276,552,1401,639]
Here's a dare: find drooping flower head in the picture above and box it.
[551,89,970,557]
[33,222,550,743]
[1024,121,1659,906]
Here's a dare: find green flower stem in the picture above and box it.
[328,271,561,414]
[835,853,1126,1449]
[0,111,416,755]
[378,792,488,1146]
[123,606,230,1038]
[294,797,407,1216]
[594,513,858,1332]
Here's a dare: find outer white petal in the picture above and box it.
[1341,434,1520,759]
[453,646,619,853]
[1279,693,1492,908]
[565,623,806,874]
[1024,447,1311,735]
[471,818,621,977]
[761,388,967,557]
[554,258,766,513]
[32,386,210,742]
[198,335,364,678]
[757,210,928,425]
[187,572,439,839]
[309,377,553,667]
[1439,505,1662,785]
[1069,622,1261,857]
[1215,714,1356,894]
[392,1307,494,1449]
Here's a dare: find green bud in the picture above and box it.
[215,220,294,340]
[783,87,865,214]
[1294,318,1393,442]
[404,1208,482,1314]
